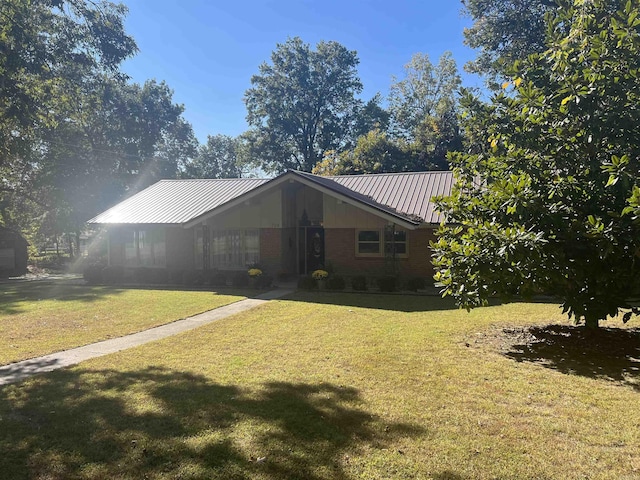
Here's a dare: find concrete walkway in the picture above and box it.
[0,287,293,386]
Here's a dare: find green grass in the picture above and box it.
[0,292,638,479]
[0,282,247,364]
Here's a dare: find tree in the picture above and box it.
[185,134,244,179]
[244,37,362,173]
[0,0,136,231]
[313,128,411,176]
[0,0,136,174]
[432,0,640,328]
[462,0,558,82]
[388,52,462,170]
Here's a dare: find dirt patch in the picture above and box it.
[466,324,640,389]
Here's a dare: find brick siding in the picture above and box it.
[325,228,436,280]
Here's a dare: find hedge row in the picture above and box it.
[83,265,273,289]
[297,274,429,292]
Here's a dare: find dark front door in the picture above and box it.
[298,227,324,274]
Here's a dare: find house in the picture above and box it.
[88,170,453,281]
[0,226,29,277]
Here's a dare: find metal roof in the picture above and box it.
[88,178,269,224]
[295,170,454,224]
[88,170,454,226]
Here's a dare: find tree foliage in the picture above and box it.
[185,134,244,179]
[433,0,640,328]
[244,37,362,173]
[0,1,197,251]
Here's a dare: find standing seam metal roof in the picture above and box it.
[296,170,454,224]
[87,178,269,224]
[88,171,454,225]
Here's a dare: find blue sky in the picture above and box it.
[121,0,483,142]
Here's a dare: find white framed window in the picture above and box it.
[385,229,407,257]
[356,228,408,257]
[356,230,381,256]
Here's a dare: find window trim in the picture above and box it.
[355,228,409,258]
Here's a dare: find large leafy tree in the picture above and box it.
[462,0,559,82]
[388,52,462,170]
[433,0,640,328]
[0,0,136,174]
[0,0,136,237]
[244,37,363,173]
[185,134,244,179]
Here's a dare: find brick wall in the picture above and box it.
[260,228,282,274]
[325,227,437,280]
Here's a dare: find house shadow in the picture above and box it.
[281,290,504,313]
[502,324,640,391]
[0,367,425,479]
[0,282,131,316]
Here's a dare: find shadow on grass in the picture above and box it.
[0,281,254,317]
[283,290,460,313]
[0,367,425,479]
[0,282,130,316]
[282,290,506,313]
[503,325,640,391]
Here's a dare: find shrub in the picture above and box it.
[83,265,104,285]
[405,277,426,292]
[297,276,317,290]
[231,271,249,287]
[209,271,227,287]
[183,270,204,286]
[167,268,185,285]
[102,265,124,284]
[377,275,397,292]
[351,275,367,291]
[326,275,346,290]
[256,274,273,289]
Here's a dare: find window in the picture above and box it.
[211,229,260,269]
[356,229,408,257]
[124,229,166,266]
[357,230,381,255]
[385,230,407,256]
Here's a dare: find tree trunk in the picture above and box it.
[584,317,600,329]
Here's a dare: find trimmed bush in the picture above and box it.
[405,277,426,292]
[377,275,397,292]
[231,271,249,287]
[83,265,104,285]
[209,271,227,287]
[326,275,346,291]
[256,274,273,289]
[297,276,317,290]
[183,270,204,286]
[167,268,185,285]
[133,267,168,284]
[102,265,124,284]
[351,275,367,291]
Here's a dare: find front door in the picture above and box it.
[298,226,324,274]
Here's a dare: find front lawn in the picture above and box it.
[0,282,247,365]
[0,293,638,479]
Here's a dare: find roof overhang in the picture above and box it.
[183,171,422,230]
